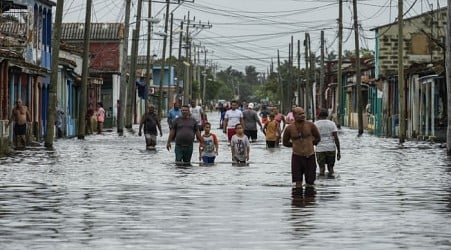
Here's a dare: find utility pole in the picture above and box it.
[337,0,343,128]
[353,0,364,135]
[202,47,207,103]
[319,30,325,109]
[286,36,293,114]
[277,49,282,109]
[118,0,131,136]
[297,39,301,107]
[44,0,64,148]
[304,33,310,119]
[446,0,451,155]
[146,0,153,107]
[78,0,92,139]
[183,12,191,104]
[126,0,143,129]
[398,0,406,143]
[158,0,170,117]
[167,12,174,109]
[310,51,316,121]
[177,19,184,103]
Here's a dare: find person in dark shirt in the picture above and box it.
[138,105,162,149]
[166,105,204,165]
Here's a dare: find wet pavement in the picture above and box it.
[1,112,450,249]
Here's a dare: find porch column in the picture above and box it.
[425,82,430,136]
[431,80,435,137]
[412,75,420,136]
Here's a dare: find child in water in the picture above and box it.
[199,122,219,164]
[230,123,250,164]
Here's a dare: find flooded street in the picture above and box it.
[1,112,450,249]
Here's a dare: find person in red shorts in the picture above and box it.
[222,100,243,143]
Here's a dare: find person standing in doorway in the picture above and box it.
[138,105,163,149]
[55,101,64,138]
[282,107,321,189]
[314,108,341,177]
[6,99,31,148]
[96,102,105,134]
[166,105,204,166]
[223,100,243,143]
[242,102,263,142]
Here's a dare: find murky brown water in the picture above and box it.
[1,112,450,249]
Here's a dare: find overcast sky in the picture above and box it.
[61,0,448,73]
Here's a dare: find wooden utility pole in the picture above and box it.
[297,39,301,107]
[288,36,293,112]
[319,30,325,109]
[353,0,363,135]
[310,51,316,121]
[77,0,92,139]
[146,0,153,107]
[118,0,131,135]
[202,48,207,102]
[44,0,64,148]
[183,12,191,104]
[337,0,343,128]
[126,0,143,129]
[167,12,174,109]
[158,0,170,117]
[446,0,451,155]
[398,0,406,143]
[177,19,184,102]
[277,49,282,108]
[304,33,311,119]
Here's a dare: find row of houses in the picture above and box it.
[323,6,448,142]
[0,0,176,149]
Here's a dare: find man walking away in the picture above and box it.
[314,108,341,177]
[242,102,263,142]
[139,105,163,149]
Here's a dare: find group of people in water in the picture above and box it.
[138,99,341,189]
[6,97,340,189]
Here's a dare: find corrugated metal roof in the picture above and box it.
[61,23,124,41]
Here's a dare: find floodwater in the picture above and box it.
[1,112,450,249]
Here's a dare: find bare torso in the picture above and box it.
[283,120,320,157]
[12,106,30,125]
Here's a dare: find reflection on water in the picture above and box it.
[1,121,451,249]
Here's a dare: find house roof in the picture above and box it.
[370,6,447,31]
[1,52,49,74]
[0,0,55,11]
[61,23,124,41]
[0,21,26,39]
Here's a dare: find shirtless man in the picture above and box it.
[282,107,320,189]
[6,99,31,148]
